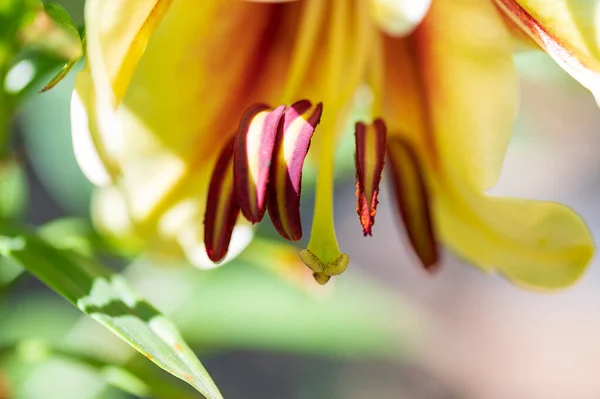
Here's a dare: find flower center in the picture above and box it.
[205,0,395,284]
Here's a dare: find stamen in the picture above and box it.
[267,100,322,241]
[234,103,286,223]
[355,119,387,236]
[203,138,240,263]
[387,137,438,270]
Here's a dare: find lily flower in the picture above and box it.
[72,0,596,289]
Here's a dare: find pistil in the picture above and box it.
[300,0,352,283]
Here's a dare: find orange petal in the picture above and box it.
[387,138,438,270]
[234,104,286,223]
[355,119,387,236]
[267,100,323,241]
[203,138,240,263]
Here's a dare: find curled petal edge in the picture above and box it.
[495,0,600,104]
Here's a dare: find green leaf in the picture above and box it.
[38,3,84,92]
[0,233,223,399]
[16,2,82,69]
[42,2,80,47]
[40,54,79,92]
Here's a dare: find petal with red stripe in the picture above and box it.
[387,138,438,271]
[204,138,240,263]
[355,119,387,236]
[495,0,600,104]
[267,100,323,241]
[234,104,286,223]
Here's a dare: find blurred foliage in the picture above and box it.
[1,0,84,156]
[19,65,93,216]
[0,161,27,221]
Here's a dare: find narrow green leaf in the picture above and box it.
[40,31,85,92]
[35,2,84,91]
[40,55,79,92]
[0,233,223,399]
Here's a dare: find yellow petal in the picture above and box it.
[435,184,594,290]
[71,68,114,186]
[496,0,600,103]
[496,5,540,52]
[85,0,172,106]
[92,185,254,269]
[409,0,593,289]
[415,0,519,192]
[114,0,277,222]
[80,0,292,265]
